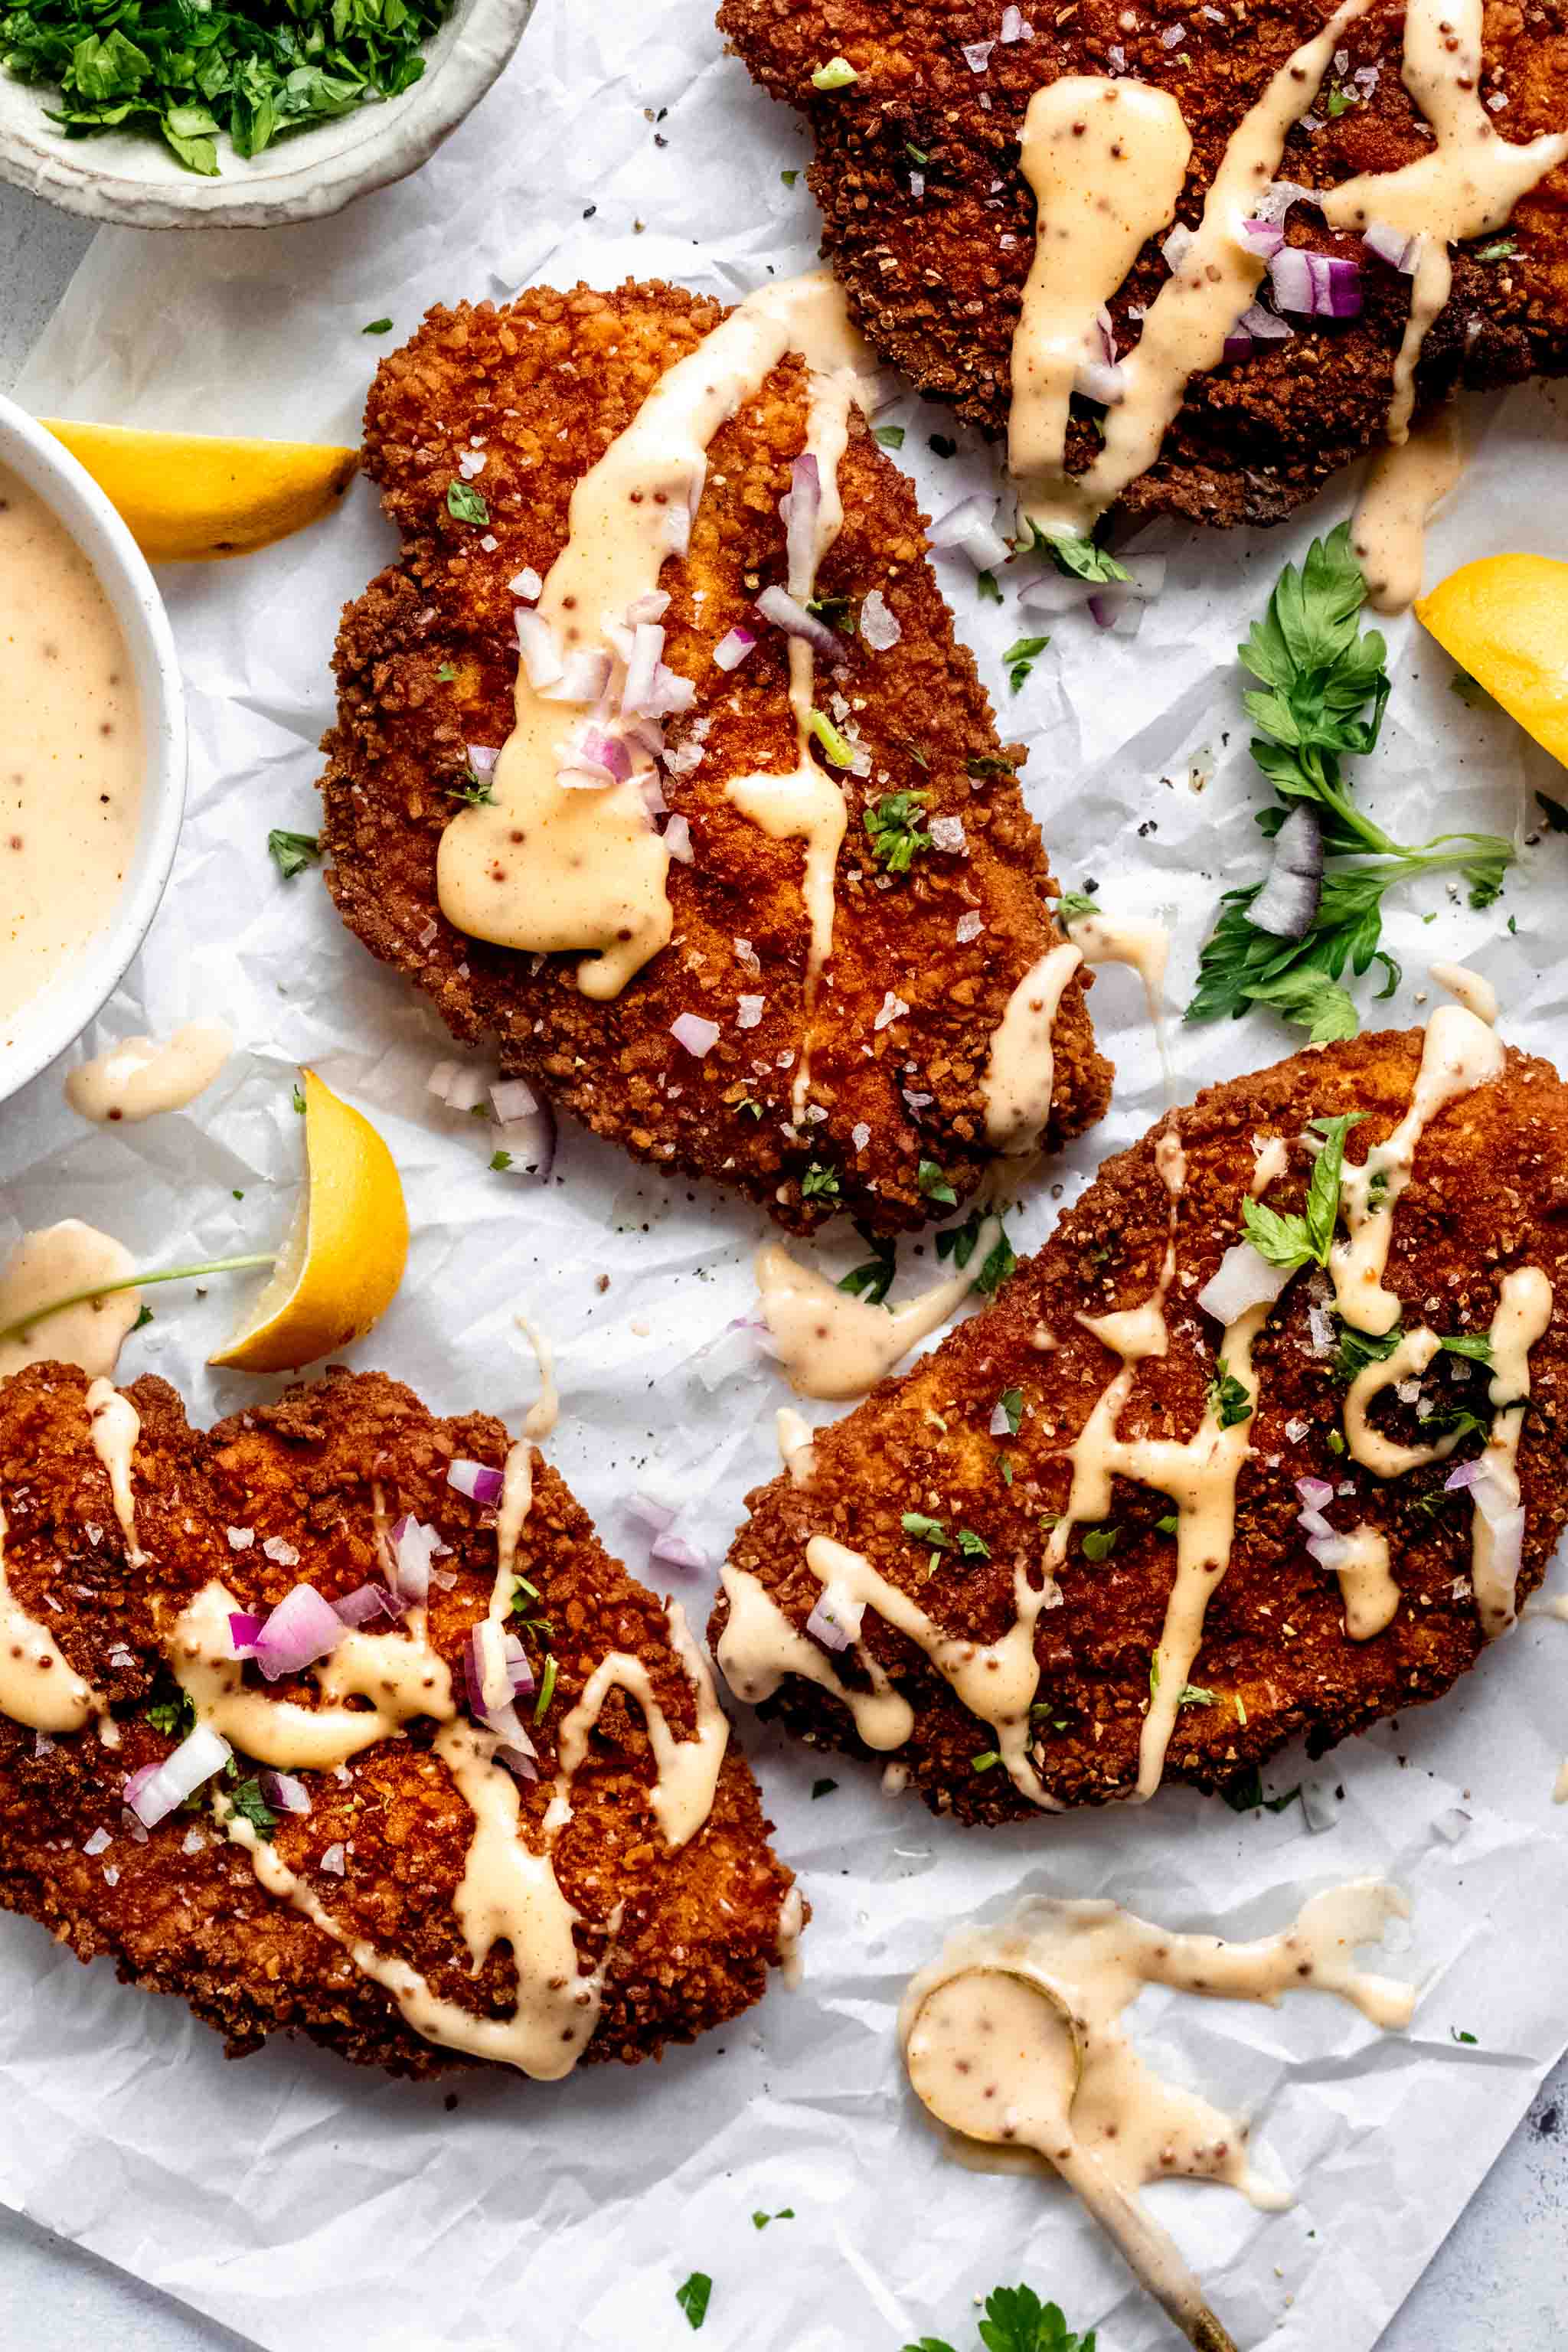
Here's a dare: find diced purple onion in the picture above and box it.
[806,1585,865,1651]
[1237,302,1294,343]
[1087,589,1144,636]
[127,1723,233,1828]
[1305,1531,1351,1573]
[650,1527,711,1573]
[1250,178,1318,227]
[671,1011,721,1058]
[514,607,563,689]
[427,1057,489,1113]
[1268,247,1363,318]
[784,452,822,593]
[246,1585,349,1681]
[714,625,757,671]
[626,1492,678,1536]
[621,622,666,715]
[228,1611,264,1655]
[496,1743,541,1783]
[1251,805,1324,941]
[447,1458,506,1507]
[1162,222,1195,273]
[496,1102,557,1181]
[929,494,1011,572]
[1196,1243,1292,1325]
[1443,1459,1482,1493]
[389,1515,439,1604]
[1074,358,1125,407]
[466,743,499,778]
[320,1841,346,1875]
[491,1077,539,1122]
[756,584,841,662]
[259,1770,312,1816]
[571,727,632,784]
[508,567,542,603]
[1240,217,1285,259]
[647,663,697,716]
[1362,220,1419,273]
[332,1584,387,1628]
[663,813,694,865]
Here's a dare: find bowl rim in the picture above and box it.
[0,394,188,1108]
[0,0,534,230]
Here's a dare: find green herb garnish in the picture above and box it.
[1080,1524,1118,1561]
[808,707,856,767]
[1241,1110,1362,1270]
[995,1387,1024,1436]
[675,2272,713,2330]
[811,54,858,88]
[972,1749,1002,1772]
[268,828,320,880]
[533,1654,557,1723]
[1477,237,1517,260]
[864,788,932,871]
[362,317,394,335]
[1036,531,1131,586]
[902,1512,949,1549]
[488,1149,512,1172]
[752,2207,795,2227]
[1002,633,1050,694]
[935,1207,1017,1295]
[811,1777,838,1799]
[903,2282,1096,2352]
[1207,1360,1253,1428]
[446,479,488,526]
[1221,1767,1302,1815]
[444,770,495,807]
[976,567,1002,604]
[873,423,906,448]
[918,1159,958,1206]
[1187,524,1514,1037]
[227,1775,277,1840]
[801,1162,841,1201]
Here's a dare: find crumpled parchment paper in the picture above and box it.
[7,2,1568,2344]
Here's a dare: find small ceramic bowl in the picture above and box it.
[0,394,186,1105]
[0,0,534,230]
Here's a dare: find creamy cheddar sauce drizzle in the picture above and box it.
[64,1021,231,1125]
[5,1361,748,2079]
[438,270,874,1009]
[0,1219,142,1380]
[1,460,142,1042]
[901,1883,1414,2311]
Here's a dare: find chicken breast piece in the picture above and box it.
[320,280,1109,1236]
[718,0,1568,527]
[710,1024,1568,1821]
[0,1364,797,2077]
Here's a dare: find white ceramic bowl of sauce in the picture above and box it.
[0,394,186,1106]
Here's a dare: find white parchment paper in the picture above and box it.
[7,2,1568,2345]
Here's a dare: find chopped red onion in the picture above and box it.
[784,452,822,592]
[1019,567,1098,618]
[259,1769,311,1816]
[1298,1504,1338,1541]
[929,494,1011,571]
[663,501,693,558]
[1251,805,1324,940]
[1160,21,1186,44]
[626,1492,679,1536]
[651,1527,711,1573]
[859,589,902,650]
[490,1077,538,1123]
[127,1723,233,1828]
[466,743,500,779]
[390,1515,439,1604]
[508,567,542,602]
[497,1743,541,1782]
[806,1584,865,1651]
[714,625,757,671]
[962,38,995,68]
[446,1457,506,1507]
[756,584,841,662]
[514,607,563,689]
[1443,1459,1482,1493]
[1268,247,1363,318]
[627,590,671,626]
[332,1584,387,1628]
[228,1610,264,1654]
[428,1057,489,1113]
[1162,222,1196,272]
[497,1103,557,1179]
[1251,178,1318,227]
[1237,301,1294,342]
[1197,1243,1293,1325]
[1362,220,1419,273]
[247,1584,348,1681]
[1000,3,1032,36]
[1087,588,1145,636]
[1240,218,1286,258]
[648,663,697,716]
[320,1841,346,1876]
[671,1011,721,1058]
[573,727,633,784]
[1295,1476,1335,1511]
[737,993,765,1028]
[663,813,694,865]
[642,769,669,818]
[621,622,666,714]
[1074,358,1125,407]
[1306,1531,1351,1573]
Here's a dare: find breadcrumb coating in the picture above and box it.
[712,1028,1568,1821]
[718,0,1568,526]
[0,1364,796,2077]
[320,279,1109,1236]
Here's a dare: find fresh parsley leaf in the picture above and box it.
[810,1777,838,1799]
[812,54,858,88]
[1003,633,1050,694]
[268,828,320,880]
[1240,1109,1362,1268]
[488,1149,512,1172]
[444,770,496,807]
[864,789,932,871]
[978,2283,1093,2352]
[918,1158,958,1206]
[781,167,800,186]
[972,1749,1002,1771]
[802,1162,841,1201]
[1442,1331,1494,1364]
[997,1454,1014,1485]
[227,1776,277,1840]
[1326,83,1353,113]
[132,1304,154,1332]
[1450,2026,1478,2044]
[1056,890,1100,923]
[976,1221,1018,1295]
[1040,534,1132,586]
[957,1526,991,1558]
[977,567,1002,604]
[1331,1319,1401,1383]
[902,1512,949,1548]
[1477,237,1517,260]
[995,1387,1024,1436]
[1223,1768,1302,1815]
[675,2272,713,2329]
[1187,523,1513,1035]
[934,1207,1016,1295]
[446,479,489,527]
[838,1230,896,1305]
[436,660,459,681]
[873,423,906,448]
[362,317,394,335]
[752,2207,795,2227]
[1155,1511,1178,1534]
[291,1083,306,1115]
[1080,1524,1118,1561]
[145,1684,196,1738]
[1208,1360,1253,1428]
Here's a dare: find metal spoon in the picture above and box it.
[906,1965,1237,2352]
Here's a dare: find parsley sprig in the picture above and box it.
[1187,524,1514,1040]
[906,2282,1095,2352]
[1240,1111,1361,1270]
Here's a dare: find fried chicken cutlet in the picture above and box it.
[320,280,1109,1237]
[710,1015,1568,1822]
[0,1364,798,2076]
[719,0,1568,528]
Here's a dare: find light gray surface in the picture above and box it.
[0,172,1565,2352]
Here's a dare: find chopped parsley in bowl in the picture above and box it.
[0,0,459,175]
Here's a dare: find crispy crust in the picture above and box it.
[710,1028,1568,1821]
[0,1364,797,2078]
[717,0,1568,526]
[320,279,1109,1236]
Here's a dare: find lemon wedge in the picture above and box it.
[41,420,358,563]
[211,1070,408,1374]
[1416,553,1568,768]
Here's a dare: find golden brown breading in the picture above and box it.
[718,0,1568,527]
[320,280,1109,1236]
[710,1028,1568,1821]
[0,1364,796,2077]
